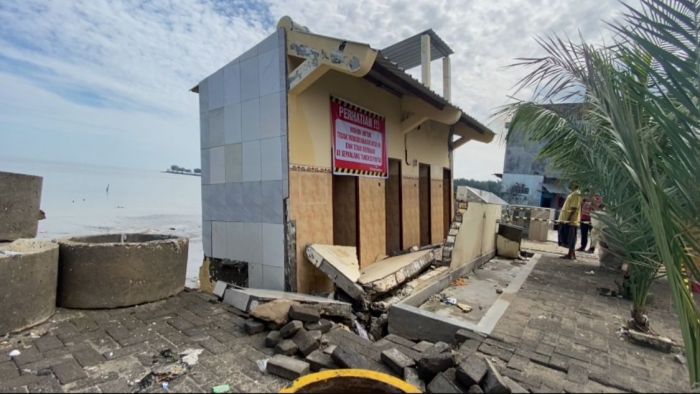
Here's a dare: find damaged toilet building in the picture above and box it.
[194,17,497,296]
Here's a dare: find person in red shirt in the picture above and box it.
[577,198,592,252]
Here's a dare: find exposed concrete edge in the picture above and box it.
[222,285,353,317]
[401,252,494,307]
[387,253,540,342]
[305,245,366,301]
[360,250,434,296]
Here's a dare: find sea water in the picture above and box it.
[0,156,203,287]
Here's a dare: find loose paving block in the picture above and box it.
[250,299,297,325]
[323,345,337,355]
[289,304,321,323]
[455,329,487,345]
[482,358,509,393]
[72,347,104,367]
[221,285,352,317]
[412,341,434,353]
[404,367,426,392]
[267,355,310,380]
[265,331,281,348]
[280,320,303,339]
[426,341,451,355]
[427,370,462,393]
[381,348,415,374]
[244,319,265,334]
[52,359,87,384]
[331,346,373,370]
[275,339,298,356]
[306,350,337,371]
[308,330,322,344]
[503,376,528,393]
[35,335,64,353]
[292,328,319,356]
[468,385,484,393]
[456,355,488,387]
[213,281,228,298]
[305,319,332,333]
[417,351,455,380]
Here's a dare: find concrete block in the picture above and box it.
[223,61,241,106]
[259,51,281,96]
[289,304,321,323]
[0,171,43,241]
[224,103,242,144]
[413,341,434,353]
[305,319,332,334]
[381,348,415,374]
[262,223,284,267]
[417,351,455,380]
[305,244,365,301]
[202,220,212,256]
[241,182,262,222]
[248,262,263,288]
[262,265,284,290]
[208,68,224,110]
[213,281,228,298]
[244,319,265,334]
[404,367,425,392]
[259,92,282,139]
[242,140,261,182]
[209,107,225,147]
[498,224,523,243]
[265,330,281,347]
[482,358,509,393]
[456,355,488,387]
[209,146,225,184]
[261,181,283,224]
[426,341,451,355]
[306,350,336,371]
[308,330,322,343]
[428,370,462,393]
[266,354,309,380]
[225,143,243,183]
[280,320,303,339]
[212,221,227,259]
[260,137,282,180]
[241,97,260,142]
[221,286,352,315]
[331,346,373,370]
[240,57,259,101]
[274,339,298,356]
[292,328,319,356]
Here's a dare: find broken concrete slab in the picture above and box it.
[213,280,228,298]
[306,350,337,371]
[482,358,509,393]
[358,250,434,295]
[331,346,373,370]
[305,244,366,300]
[417,351,455,380]
[627,329,675,353]
[274,339,298,356]
[289,304,320,323]
[265,331,281,348]
[292,328,319,356]
[381,348,415,374]
[456,355,488,387]
[427,370,463,393]
[244,320,265,335]
[266,355,309,380]
[222,285,352,318]
[280,320,303,339]
[250,299,298,326]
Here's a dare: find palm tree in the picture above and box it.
[500,0,700,386]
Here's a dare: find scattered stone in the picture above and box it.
[265,331,281,348]
[482,358,509,393]
[275,339,298,356]
[305,319,332,333]
[292,328,320,356]
[496,288,503,294]
[426,341,451,355]
[412,341,434,353]
[369,314,388,340]
[427,370,462,393]
[417,351,455,380]
[503,376,528,393]
[308,330,322,344]
[456,355,488,387]
[468,385,484,393]
[381,348,415,374]
[384,334,417,349]
[251,299,298,326]
[323,345,337,355]
[404,367,426,392]
[331,346,373,370]
[266,355,310,380]
[306,350,337,371]
[280,320,304,339]
[289,304,321,323]
[244,319,265,335]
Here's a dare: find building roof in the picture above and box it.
[381,29,454,70]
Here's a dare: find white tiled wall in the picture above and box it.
[198,29,288,290]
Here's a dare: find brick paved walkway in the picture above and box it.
[480,242,690,392]
[0,290,286,393]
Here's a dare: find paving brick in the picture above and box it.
[384,334,417,349]
[25,375,63,393]
[305,350,337,371]
[482,358,509,393]
[381,348,415,374]
[455,329,487,345]
[503,375,529,393]
[279,320,303,338]
[13,346,42,366]
[0,361,19,380]
[265,331,281,348]
[275,339,298,356]
[331,345,373,370]
[478,342,513,362]
[71,317,99,333]
[427,370,462,393]
[305,319,332,334]
[417,351,455,380]
[244,320,266,335]
[168,316,195,332]
[267,355,310,380]
[412,341,434,353]
[34,335,64,353]
[507,354,529,372]
[292,328,319,356]
[200,338,228,355]
[288,304,321,323]
[72,347,104,368]
[456,354,487,387]
[51,359,87,384]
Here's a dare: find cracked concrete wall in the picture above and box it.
[198,29,287,290]
[450,202,500,268]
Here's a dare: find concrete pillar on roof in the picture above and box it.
[442,56,451,102]
[421,34,431,88]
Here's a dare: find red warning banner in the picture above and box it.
[330,97,387,178]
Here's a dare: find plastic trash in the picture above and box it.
[8,349,20,357]
[256,358,269,373]
[212,384,231,393]
[162,382,169,392]
[445,297,458,305]
[353,319,369,340]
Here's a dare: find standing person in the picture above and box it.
[587,194,603,253]
[578,198,592,251]
[560,183,582,259]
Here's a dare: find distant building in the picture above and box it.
[499,103,580,208]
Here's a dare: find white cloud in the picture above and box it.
[0,0,637,176]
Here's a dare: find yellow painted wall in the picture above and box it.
[450,202,501,267]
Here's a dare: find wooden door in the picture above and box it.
[385,159,402,254]
[333,175,358,249]
[419,163,431,246]
[443,168,452,236]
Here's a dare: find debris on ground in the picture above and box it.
[451,278,466,287]
[585,270,595,275]
[675,354,687,365]
[180,348,203,367]
[134,347,203,392]
[457,303,473,313]
[211,384,231,393]
[8,349,20,357]
[626,328,676,353]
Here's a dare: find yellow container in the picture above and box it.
[280,369,421,393]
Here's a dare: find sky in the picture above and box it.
[0,0,637,180]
